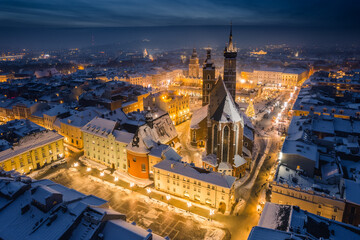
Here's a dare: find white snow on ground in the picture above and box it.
[204,228,226,240]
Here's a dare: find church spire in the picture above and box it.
[226,21,235,53]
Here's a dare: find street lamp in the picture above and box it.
[114,176,119,182]
[209,209,215,221]
[257,204,262,213]
[86,167,91,172]
[73,162,79,167]
[146,188,152,199]
[166,194,171,205]
[187,201,192,212]
[100,172,104,177]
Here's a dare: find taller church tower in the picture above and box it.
[223,23,237,101]
[202,49,216,106]
[189,48,200,78]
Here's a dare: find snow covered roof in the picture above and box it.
[281,140,318,163]
[31,185,62,205]
[0,171,166,240]
[101,219,166,240]
[248,226,312,240]
[127,114,178,154]
[190,105,208,129]
[154,160,236,188]
[275,164,340,198]
[202,154,218,167]
[209,79,243,124]
[234,155,247,168]
[311,118,334,134]
[342,179,360,205]
[43,105,69,117]
[113,130,134,144]
[82,117,117,137]
[255,202,360,240]
[0,131,63,163]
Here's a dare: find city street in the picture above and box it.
[175,120,204,167]
[33,90,296,240]
[39,167,230,240]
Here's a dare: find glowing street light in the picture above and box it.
[130,182,135,188]
[166,195,171,201]
[86,167,91,172]
[114,176,119,182]
[257,204,262,213]
[209,209,215,221]
[73,162,79,167]
[100,172,104,177]
[187,201,192,212]
[146,188,152,194]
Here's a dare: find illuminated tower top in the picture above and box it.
[224,22,237,54]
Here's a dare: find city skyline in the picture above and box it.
[0,1,360,240]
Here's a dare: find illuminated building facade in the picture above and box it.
[81,117,134,172]
[0,131,64,174]
[126,113,180,179]
[143,91,190,125]
[153,160,236,213]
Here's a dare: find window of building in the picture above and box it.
[141,164,146,172]
[133,157,136,162]
[192,130,196,142]
[222,126,230,163]
[317,211,321,216]
[331,215,336,220]
[213,124,218,154]
[207,191,210,196]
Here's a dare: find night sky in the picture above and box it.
[1,0,359,28]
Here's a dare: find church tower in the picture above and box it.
[202,49,216,106]
[189,48,200,78]
[223,23,237,102]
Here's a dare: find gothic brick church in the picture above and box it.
[190,25,254,178]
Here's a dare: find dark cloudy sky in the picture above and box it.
[0,0,359,28]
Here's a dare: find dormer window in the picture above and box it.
[323,108,327,113]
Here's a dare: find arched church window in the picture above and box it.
[222,126,229,162]
[213,125,218,154]
[235,124,239,155]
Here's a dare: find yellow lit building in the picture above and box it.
[0,131,64,174]
[153,160,236,213]
[143,91,190,125]
[59,109,101,150]
[240,68,309,88]
[271,179,345,222]
[121,92,150,114]
[0,73,14,82]
[81,117,134,171]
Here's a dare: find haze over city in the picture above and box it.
[0,1,359,240]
